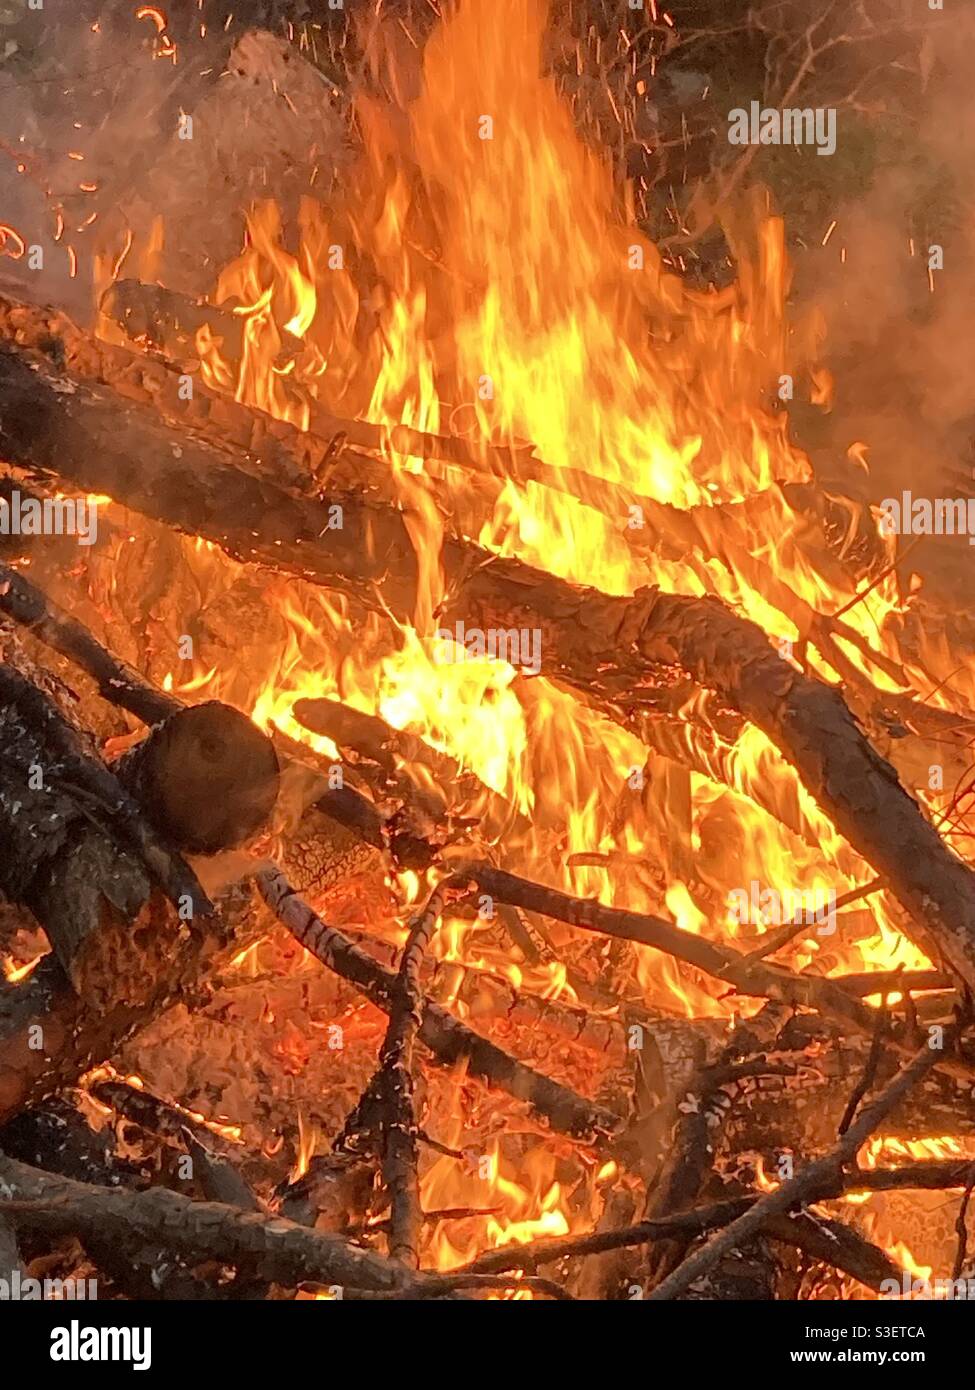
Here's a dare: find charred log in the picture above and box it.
[0,566,280,852]
[0,1152,413,1295]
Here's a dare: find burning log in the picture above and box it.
[112,702,280,855]
[0,561,437,883]
[88,1076,238,1156]
[0,669,270,1126]
[293,697,493,825]
[0,957,139,1127]
[5,316,975,1005]
[0,562,175,726]
[0,1152,414,1295]
[0,1098,252,1300]
[0,326,408,601]
[99,278,888,587]
[447,580,975,997]
[0,295,902,638]
[292,698,556,962]
[100,280,247,365]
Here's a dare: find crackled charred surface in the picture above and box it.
[0,957,139,1123]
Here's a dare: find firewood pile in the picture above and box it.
[1,0,975,1306]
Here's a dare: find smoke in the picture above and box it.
[0,2,208,316]
[795,4,975,542]
[0,1,347,319]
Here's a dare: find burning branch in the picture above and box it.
[253,864,621,1140]
[370,877,467,1267]
[647,1020,968,1300]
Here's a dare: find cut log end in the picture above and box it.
[115,701,280,854]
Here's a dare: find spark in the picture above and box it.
[0,222,25,258]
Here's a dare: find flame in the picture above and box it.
[418,1129,571,1280]
[177,0,923,1032]
[291,1108,320,1183]
[86,0,975,1280]
[1,952,42,984]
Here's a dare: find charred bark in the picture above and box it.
[0,566,280,852]
[0,1153,412,1295]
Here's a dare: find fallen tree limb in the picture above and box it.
[455,862,878,1034]
[292,698,552,961]
[644,1007,788,1288]
[100,277,889,589]
[448,580,975,996]
[336,928,626,1055]
[292,695,525,834]
[460,1197,903,1294]
[369,877,466,1267]
[0,563,176,726]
